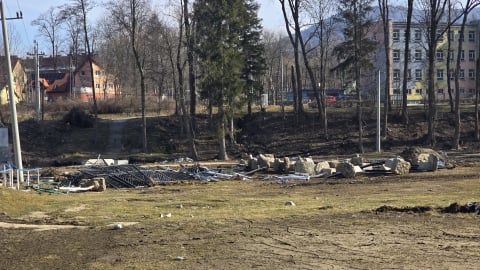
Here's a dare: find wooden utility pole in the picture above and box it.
[27,41,45,122]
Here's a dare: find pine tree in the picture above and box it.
[333,0,377,153]
[193,0,265,159]
[240,0,266,116]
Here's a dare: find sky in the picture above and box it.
[5,0,285,56]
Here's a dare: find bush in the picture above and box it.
[63,107,94,128]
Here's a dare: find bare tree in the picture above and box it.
[279,0,304,117]
[62,0,99,143]
[108,0,151,152]
[401,0,413,124]
[306,0,336,138]
[418,0,448,146]
[417,0,464,146]
[452,0,480,150]
[60,8,83,60]
[31,7,64,69]
[476,55,480,140]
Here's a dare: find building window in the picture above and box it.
[469,50,475,61]
[393,69,400,81]
[415,29,422,41]
[460,69,465,79]
[449,31,454,40]
[460,88,465,94]
[449,50,455,61]
[449,70,455,80]
[393,50,400,62]
[393,29,400,42]
[95,83,100,89]
[469,69,475,80]
[437,69,444,80]
[461,50,465,61]
[80,71,85,76]
[109,83,114,89]
[469,31,475,42]
[408,89,412,95]
[436,30,443,41]
[408,69,412,80]
[416,89,423,95]
[95,70,101,76]
[393,89,400,94]
[469,89,475,94]
[415,69,422,81]
[438,89,444,94]
[458,31,464,41]
[415,49,422,61]
[437,50,444,61]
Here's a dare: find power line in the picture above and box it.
[16,0,31,47]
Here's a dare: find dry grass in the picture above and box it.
[1,166,479,227]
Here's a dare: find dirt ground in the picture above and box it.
[1,107,480,269]
[1,161,480,270]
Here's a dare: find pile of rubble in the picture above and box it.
[242,147,452,180]
[39,146,453,193]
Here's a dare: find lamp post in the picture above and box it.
[377,70,381,153]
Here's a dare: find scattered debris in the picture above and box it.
[23,147,460,193]
[246,147,454,182]
[374,205,432,213]
[113,223,123,230]
[375,202,480,215]
[441,202,480,214]
[265,173,310,182]
[285,201,296,206]
[294,157,316,175]
[401,147,454,171]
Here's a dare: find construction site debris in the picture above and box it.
[384,157,411,175]
[336,161,362,178]
[400,147,453,171]
[285,201,296,206]
[258,154,275,169]
[294,157,316,175]
[441,202,480,214]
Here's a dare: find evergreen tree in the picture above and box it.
[240,0,266,116]
[333,0,377,153]
[193,0,265,159]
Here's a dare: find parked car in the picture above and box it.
[308,95,336,108]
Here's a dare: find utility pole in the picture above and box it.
[27,41,44,122]
[1,1,24,182]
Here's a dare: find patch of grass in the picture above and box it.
[1,167,479,226]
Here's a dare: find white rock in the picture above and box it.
[285,201,296,206]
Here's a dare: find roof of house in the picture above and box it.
[45,73,70,93]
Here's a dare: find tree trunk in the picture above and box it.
[426,10,438,146]
[401,0,413,125]
[452,1,477,149]
[217,106,228,160]
[80,0,98,145]
[476,58,480,141]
